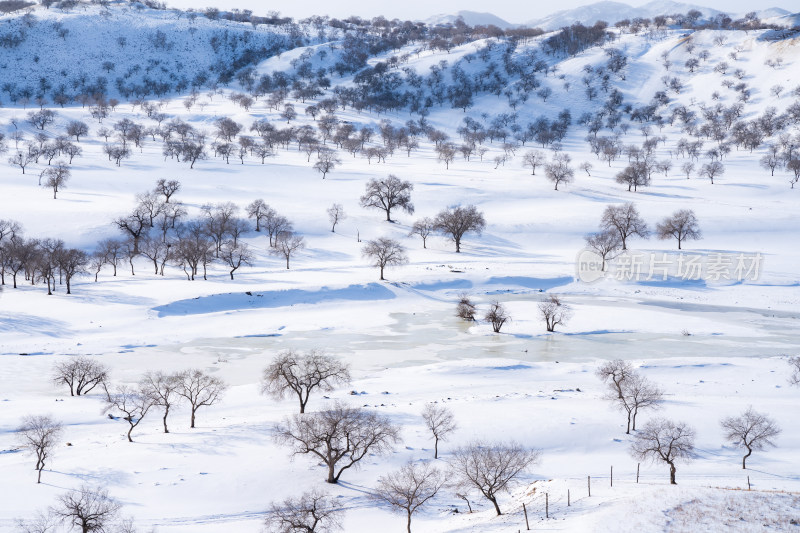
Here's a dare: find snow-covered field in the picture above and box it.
[1,5,799,532]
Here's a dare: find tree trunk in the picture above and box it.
[127,425,134,442]
[190,408,196,429]
[406,510,412,533]
[434,436,439,459]
[326,462,336,483]
[489,496,502,516]
[379,265,384,280]
[743,447,752,469]
[37,466,43,484]
[163,408,170,433]
[669,461,677,484]
[626,411,631,434]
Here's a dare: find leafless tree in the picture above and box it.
[220,242,253,280]
[538,295,571,332]
[544,154,575,190]
[103,383,155,442]
[456,293,476,321]
[720,407,781,469]
[656,209,701,250]
[371,462,445,533]
[40,162,70,199]
[584,230,621,271]
[596,359,634,400]
[264,213,293,248]
[140,371,181,433]
[421,404,457,459]
[314,148,341,179]
[14,510,58,533]
[522,149,546,175]
[700,161,724,184]
[175,369,227,428]
[327,204,346,232]
[409,217,434,248]
[52,357,109,396]
[600,202,649,250]
[9,150,35,174]
[790,357,800,386]
[154,178,181,203]
[611,372,663,434]
[484,301,510,333]
[681,162,694,179]
[246,199,271,232]
[264,490,344,533]
[274,402,400,483]
[433,205,485,253]
[360,175,414,222]
[271,233,305,269]
[17,415,63,483]
[53,486,121,533]
[580,161,593,176]
[261,349,351,413]
[630,418,695,484]
[450,441,540,515]
[362,238,408,280]
[66,120,89,141]
[201,202,239,256]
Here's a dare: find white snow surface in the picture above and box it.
[0,7,799,533]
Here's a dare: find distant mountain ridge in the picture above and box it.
[424,10,514,29]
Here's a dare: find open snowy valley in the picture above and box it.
[0,1,799,531]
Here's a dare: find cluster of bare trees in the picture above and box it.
[584,203,702,271]
[0,220,88,294]
[597,359,782,483]
[455,294,571,333]
[408,205,485,253]
[50,357,227,442]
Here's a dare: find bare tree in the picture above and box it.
[220,242,253,280]
[421,404,457,459]
[538,295,571,332]
[154,178,181,203]
[371,462,445,533]
[596,359,634,400]
[314,148,341,179]
[274,402,400,483]
[681,162,694,179]
[327,203,346,232]
[522,149,545,175]
[600,202,649,250]
[14,510,58,533]
[790,356,800,386]
[175,369,227,428]
[720,407,781,469]
[456,293,476,321]
[264,490,344,533]
[610,372,664,434]
[360,175,414,222]
[246,199,271,232]
[450,441,540,516]
[584,230,621,271]
[362,238,408,280]
[261,349,351,414]
[17,415,63,483]
[264,212,293,248]
[580,161,593,176]
[52,357,109,396]
[544,154,574,190]
[271,233,305,269]
[53,486,121,533]
[103,383,154,442]
[433,205,486,253]
[630,418,695,484]
[409,217,434,248]
[66,120,89,141]
[140,371,181,433]
[484,301,510,333]
[700,161,724,184]
[656,209,701,250]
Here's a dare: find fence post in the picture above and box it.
[747,476,751,490]
[523,502,530,530]
[637,463,640,483]
[588,475,591,497]
[546,493,549,519]
[568,489,570,507]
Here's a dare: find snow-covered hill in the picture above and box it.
[424,10,515,29]
[526,0,724,29]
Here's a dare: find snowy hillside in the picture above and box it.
[1,2,799,533]
[527,1,723,29]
